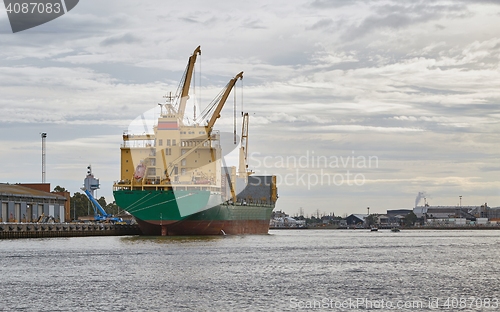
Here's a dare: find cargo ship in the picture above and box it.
[113,46,278,235]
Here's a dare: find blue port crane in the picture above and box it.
[82,165,122,223]
[81,187,122,223]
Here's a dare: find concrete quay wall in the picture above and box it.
[0,223,141,239]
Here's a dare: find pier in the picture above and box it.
[0,223,141,239]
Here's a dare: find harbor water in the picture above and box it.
[1,229,500,311]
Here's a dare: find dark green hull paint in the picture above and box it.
[113,189,274,235]
[113,189,211,222]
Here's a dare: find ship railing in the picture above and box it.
[172,185,221,192]
[121,140,155,148]
[113,181,221,192]
[113,183,170,191]
[223,201,275,208]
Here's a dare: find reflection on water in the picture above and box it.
[1,230,500,311]
[121,235,226,244]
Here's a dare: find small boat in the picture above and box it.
[391,228,400,232]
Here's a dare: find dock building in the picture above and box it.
[0,183,68,223]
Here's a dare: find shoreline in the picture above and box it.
[270,226,500,230]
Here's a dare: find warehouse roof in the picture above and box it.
[0,183,66,201]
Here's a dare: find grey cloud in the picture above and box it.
[100,33,142,47]
[374,3,466,16]
[336,2,469,39]
[307,18,333,30]
[180,17,200,24]
[480,166,500,172]
[311,0,500,9]
[241,18,267,29]
[179,14,219,26]
[403,85,471,96]
[267,51,311,66]
[345,13,437,39]
[420,103,500,117]
[310,0,361,8]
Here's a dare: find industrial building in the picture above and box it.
[345,214,368,226]
[413,203,491,220]
[387,209,412,217]
[0,183,69,223]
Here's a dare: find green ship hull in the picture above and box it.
[113,188,274,235]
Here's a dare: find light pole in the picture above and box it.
[41,132,47,183]
[459,195,462,207]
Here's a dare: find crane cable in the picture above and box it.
[234,80,237,144]
[173,63,188,111]
[199,54,202,120]
[241,76,244,117]
[196,82,228,123]
[192,54,202,122]
[193,57,195,122]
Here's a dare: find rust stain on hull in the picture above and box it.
[137,219,270,236]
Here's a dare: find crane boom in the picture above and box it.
[81,187,122,222]
[206,71,243,133]
[82,188,109,217]
[177,45,201,122]
[238,112,250,176]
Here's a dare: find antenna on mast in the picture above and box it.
[163,92,175,105]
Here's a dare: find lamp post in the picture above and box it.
[41,132,47,183]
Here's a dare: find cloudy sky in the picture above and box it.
[1,0,499,216]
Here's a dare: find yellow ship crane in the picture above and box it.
[202,71,244,202]
[161,72,243,180]
[205,71,244,134]
[177,45,201,123]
